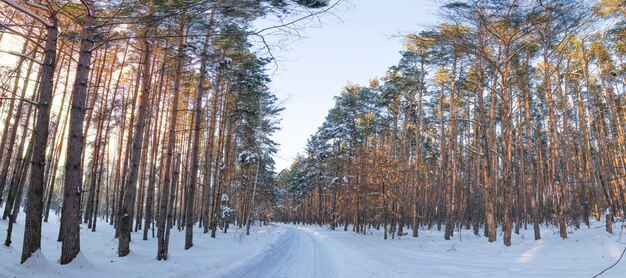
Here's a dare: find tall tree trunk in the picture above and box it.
[60,3,95,264]
[157,14,186,261]
[21,18,58,264]
[118,1,155,256]
[185,22,212,249]
[0,38,30,205]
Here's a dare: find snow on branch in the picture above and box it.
[1,0,54,28]
[24,1,50,13]
[254,0,343,35]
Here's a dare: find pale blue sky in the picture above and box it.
[260,1,439,171]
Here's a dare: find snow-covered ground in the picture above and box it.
[2,208,626,278]
[0,207,282,278]
[229,222,626,278]
[289,224,626,277]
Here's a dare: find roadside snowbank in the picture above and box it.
[0,207,282,278]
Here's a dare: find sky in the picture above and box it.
[0,1,439,173]
[259,1,439,171]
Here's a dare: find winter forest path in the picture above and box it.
[221,223,626,278]
[223,225,338,278]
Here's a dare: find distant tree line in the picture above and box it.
[277,0,626,245]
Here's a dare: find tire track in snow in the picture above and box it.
[222,226,337,278]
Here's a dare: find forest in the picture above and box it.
[279,0,626,244]
[0,0,626,276]
[0,0,336,265]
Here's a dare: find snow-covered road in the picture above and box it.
[3,208,626,278]
[221,223,626,278]
[224,226,338,278]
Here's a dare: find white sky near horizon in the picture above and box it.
[260,0,439,171]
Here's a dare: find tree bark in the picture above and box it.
[60,2,94,264]
[21,18,58,264]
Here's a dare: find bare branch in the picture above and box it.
[1,0,54,27]
[255,0,344,35]
[0,96,38,106]
[0,49,42,64]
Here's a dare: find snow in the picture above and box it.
[238,150,259,165]
[228,223,626,278]
[225,225,338,277]
[0,206,282,278]
[2,205,626,277]
[290,224,626,277]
